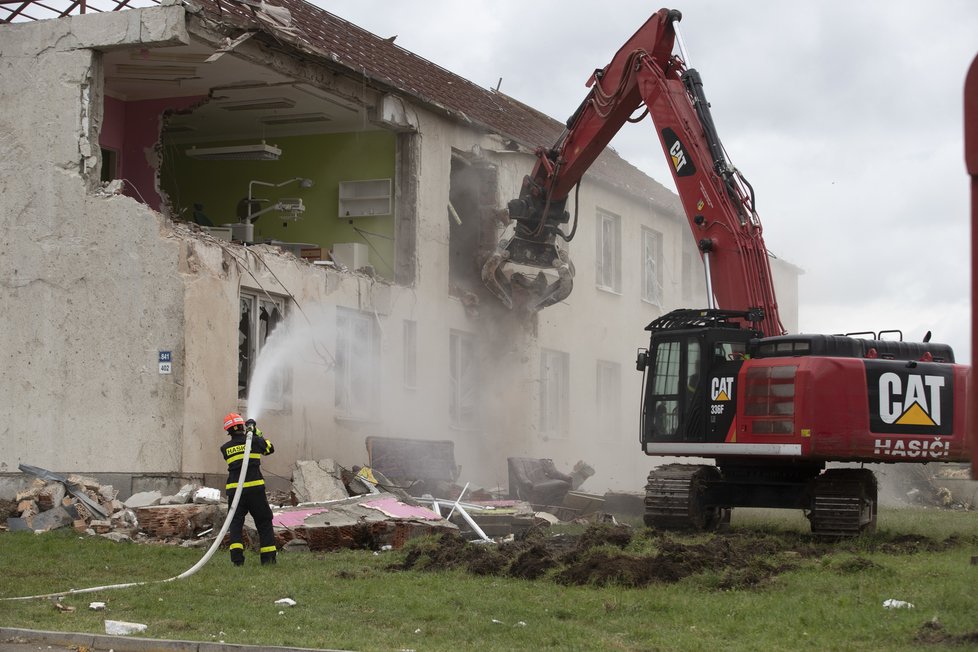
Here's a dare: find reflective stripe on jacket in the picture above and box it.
[221,433,275,490]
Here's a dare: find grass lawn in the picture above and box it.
[0,506,976,651]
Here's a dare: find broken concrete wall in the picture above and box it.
[0,5,802,500]
[0,7,190,475]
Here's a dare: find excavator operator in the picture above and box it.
[220,412,277,566]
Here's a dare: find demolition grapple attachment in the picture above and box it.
[482,230,575,313]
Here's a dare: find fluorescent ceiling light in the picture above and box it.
[185,143,282,161]
[115,63,198,77]
[129,50,212,64]
[258,113,332,126]
[217,97,296,111]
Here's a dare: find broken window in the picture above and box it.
[540,348,570,439]
[448,153,498,297]
[596,209,622,293]
[449,330,479,428]
[335,307,380,418]
[642,226,664,306]
[403,319,417,389]
[596,360,622,439]
[238,290,287,408]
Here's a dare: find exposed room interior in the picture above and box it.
[99,34,403,280]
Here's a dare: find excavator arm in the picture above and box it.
[483,7,784,336]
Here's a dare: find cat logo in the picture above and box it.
[866,363,952,435]
[711,376,734,402]
[669,140,688,173]
[879,372,943,426]
[662,128,696,177]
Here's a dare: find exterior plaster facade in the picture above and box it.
[0,4,800,498]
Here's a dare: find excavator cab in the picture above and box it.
[638,309,759,447]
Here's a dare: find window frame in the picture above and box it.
[540,348,570,439]
[642,226,664,306]
[449,329,480,429]
[238,289,288,410]
[335,307,381,420]
[595,208,622,294]
[596,359,622,440]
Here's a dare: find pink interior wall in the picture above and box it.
[102,95,205,211]
[100,96,126,170]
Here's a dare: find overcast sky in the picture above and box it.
[321,0,977,362]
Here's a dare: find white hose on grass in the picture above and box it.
[1,432,254,602]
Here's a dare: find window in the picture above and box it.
[596,360,621,439]
[596,209,621,293]
[540,349,570,439]
[649,340,681,437]
[335,308,380,418]
[403,320,417,389]
[238,290,287,407]
[449,330,479,428]
[642,226,664,306]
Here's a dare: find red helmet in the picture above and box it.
[223,412,245,431]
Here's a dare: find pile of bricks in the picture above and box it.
[6,473,135,538]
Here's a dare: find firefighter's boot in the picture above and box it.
[260,550,277,565]
[230,544,245,566]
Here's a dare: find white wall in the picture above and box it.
[0,6,799,496]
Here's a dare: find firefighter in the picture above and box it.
[220,412,277,566]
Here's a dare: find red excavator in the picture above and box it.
[484,8,973,536]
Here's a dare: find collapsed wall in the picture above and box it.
[0,7,191,475]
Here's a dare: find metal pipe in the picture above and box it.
[446,482,469,519]
[703,250,717,309]
[672,15,691,66]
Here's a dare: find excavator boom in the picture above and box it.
[484,7,783,336]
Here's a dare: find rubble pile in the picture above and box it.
[0,451,633,552]
[3,470,226,544]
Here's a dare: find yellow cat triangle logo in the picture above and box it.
[715,390,731,402]
[895,402,937,427]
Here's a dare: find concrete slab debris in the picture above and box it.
[272,507,329,529]
[159,484,195,505]
[104,620,148,636]
[124,491,163,509]
[192,487,222,504]
[361,496,443,520]
[271,494,457,552]
[290,459,348,503]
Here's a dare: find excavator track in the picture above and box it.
[807,468,878,538]
[644,464,725,531]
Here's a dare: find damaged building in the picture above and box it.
[0,0,800,501]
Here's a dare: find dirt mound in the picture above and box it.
[392,526,806,588]
[915,619,978,645]
[389,525,977,589]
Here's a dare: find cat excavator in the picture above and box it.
[483,8,973,535]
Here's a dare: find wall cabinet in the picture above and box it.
[338,179,392,218]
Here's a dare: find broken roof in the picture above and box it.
[184,0,682,213]
[1,0,682,212]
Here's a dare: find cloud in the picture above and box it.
[320,0,977,363]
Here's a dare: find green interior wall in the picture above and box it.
[161,130,397,278]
